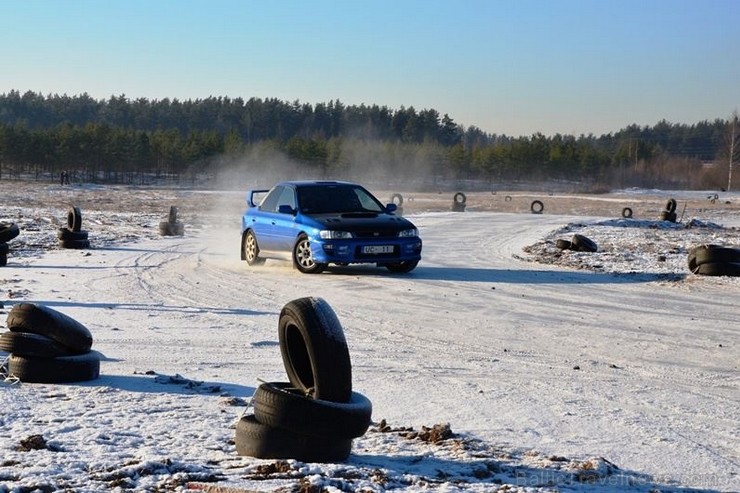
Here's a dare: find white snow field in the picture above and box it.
[0,182,738,492]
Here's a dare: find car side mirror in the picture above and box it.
[385,203,398,213]
[278,204,296,215]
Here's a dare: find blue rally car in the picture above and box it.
[240,180,422,273]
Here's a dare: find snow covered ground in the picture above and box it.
[1,182,738,492]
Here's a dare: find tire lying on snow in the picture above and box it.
[234,414,352,462]
[0,331,81,358]
[692,245,740,266]
[58,228,89,241]
[555,239,573,250]
[278,297,352,403]
[59,238,91,249]
[530,200,544,214]
[7,351,101,383]
[6,303,93,353]
[0,222,20,243]
[694,262,740,277]
[252,382,372,439]
[621,207,633,218]
[570,233,598,253]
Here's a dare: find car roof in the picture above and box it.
[276,180,360,188]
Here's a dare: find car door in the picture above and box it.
[250,185,283,251]
[271,185,299,252]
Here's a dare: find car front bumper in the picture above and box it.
[310,237,422,264]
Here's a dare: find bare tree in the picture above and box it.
[727,111,740,191]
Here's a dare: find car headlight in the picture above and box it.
[398,228,418,238]
[319,230,353,239]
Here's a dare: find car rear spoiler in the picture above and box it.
[246,189,269,208]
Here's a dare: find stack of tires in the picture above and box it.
[235,297,372,463]
[59,206,90,249]
[1,303,100,383]
[556,233,598,253]
[0,222,20,267]
[159,206,184,236]
[659,198,677,222]
[451,192,466,212]
[687,244,740,277]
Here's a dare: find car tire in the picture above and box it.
[168,205,178,224]
[60,238,90,249]
[384,260,418,273]
[242,229,266,266]
[555,239,572,250]
[693,246,740,266]
[0,222,20,243]
[8,351,101,383]
[659,210,677,222]
[453,192,466,204]
[293,234,326,274]
[530,200,544,214]
[7,303,94,353]
[666,198,677,213]
[571,234,598,252]
[694,262,740,277]
[252,382,372,439]
[234,414,352,462]
[391,193,404,206]
[278,297,352,403]
[0,331,80,358]
[67,207,83,232]
[58,228,89,241]
[621,207,633,218]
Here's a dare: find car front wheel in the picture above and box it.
[243,230,266,266]
[293,234,326,274]
[384,260,418,273]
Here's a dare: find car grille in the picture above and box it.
[353,229,398,238]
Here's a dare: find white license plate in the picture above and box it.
[363,245,393,254]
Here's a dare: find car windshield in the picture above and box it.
[297,184,385,214]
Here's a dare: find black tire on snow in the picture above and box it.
[0,331,81,358]
[0,222,20,243]
[278,297,352,402]
[687,244,720,272]
[621,207,633,218]
[252,382,372,439]
[8,351,101,383]
[453,192,467,204]
[59,238,90,249]
[530,200,544,214]
[58,228,89,241]
[234,414,352,462]
[172,222,184,236]
[390,193,404,206]
[67,207,83,232]
[555,239,572,250]
[665,198,677,213]
[693,246,740,266]
[659,210,677,222]
[694,262,740,277]
[571,234,598,253]
[7,303,93,352]
[504,195,512,202]
[168,205,178,224]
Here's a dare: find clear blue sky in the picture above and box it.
[1,0,738,137]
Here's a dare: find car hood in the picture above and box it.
[306,212,416,231]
